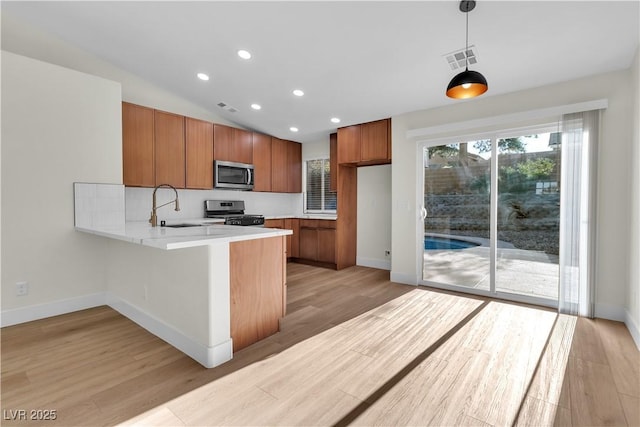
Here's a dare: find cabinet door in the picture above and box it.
[360,118,390,162]
[154,110,185,188]
[213,125,253,164]
[337,125,361,164]
[230,237,284,351]
[299,227,318,261]
[233,128,253,164]
[271,137,288,193]
[252,133,272,192]
[213,124,234,162]
[122,102,154,187]
[287,140,302,193]
[329,133,337,192]
[284,218,299,258]
[317,228,336,263]
[185,117,213,189]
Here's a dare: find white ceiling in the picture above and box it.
[2,1,639,143]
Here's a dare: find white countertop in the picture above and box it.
[76,219,292,250]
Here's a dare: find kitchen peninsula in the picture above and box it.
[76,212,292,368]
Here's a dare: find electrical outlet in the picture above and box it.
[16,281,29,296]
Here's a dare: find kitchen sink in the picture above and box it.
[164,223,204,228]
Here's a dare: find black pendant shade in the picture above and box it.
[446,0,488,99]
[446,68,488,99]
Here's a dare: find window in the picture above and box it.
[304,159,337,213]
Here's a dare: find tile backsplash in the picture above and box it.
[125,187,304,221]
[74,182,125,228]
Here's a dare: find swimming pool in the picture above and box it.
[424,236,480,250]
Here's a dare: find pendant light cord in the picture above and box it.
[465,8,469,71]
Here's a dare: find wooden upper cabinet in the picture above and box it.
[233,128,253,164]
[287,140,302,193]
[271,137,288,193]
[360,119,391,162]
[122,102,155,187]
[213,124,233,162]
[185,117,213,189]
[252,133,272,192]
[213,124,253,164]
[337,125,361,164]
[329,133,337,192]
[337,118,391,166]
[154,110,185,188]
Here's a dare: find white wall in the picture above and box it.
[302,139,330,160]
[627,47,640,347]
[357,165,392,270]
[1,51,122,312]
[391,68,635,322]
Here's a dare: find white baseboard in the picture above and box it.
[356,256,391,271]
[595,302,626,322]
[390,271,418,286]
[106,294,232,368]
[624,309,640,351]
[1,292,107,327]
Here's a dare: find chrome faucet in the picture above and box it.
[149,184,180,227]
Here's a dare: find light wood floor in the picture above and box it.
[1,263,638,426]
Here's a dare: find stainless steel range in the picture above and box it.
[204,200,265,226]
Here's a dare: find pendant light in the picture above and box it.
[446,0,488,99]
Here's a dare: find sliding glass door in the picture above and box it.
[495,134,561,299]
[421,129,561,306]
[422,141,492,291]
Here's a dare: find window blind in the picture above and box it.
[305,159,336,212]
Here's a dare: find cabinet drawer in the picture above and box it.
[299,219,318,229]
[317,220,336,229]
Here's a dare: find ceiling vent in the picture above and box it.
[217,102,238,113]
[444,46,478,71]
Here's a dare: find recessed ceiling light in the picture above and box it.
[289,127,299,132]
[197,73,209,81]
[292,89,304,97]
[237,50,252,60]
[330,117,341,124]
[251,103,262,110]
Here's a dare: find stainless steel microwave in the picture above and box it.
[214,160,254,191]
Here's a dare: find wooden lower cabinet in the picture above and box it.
[299,227,318,260]
[317,228,336,263]
[229,236,286,352]
[284,218,299,258]
[264,218,299,259]
[297,220,336,267]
